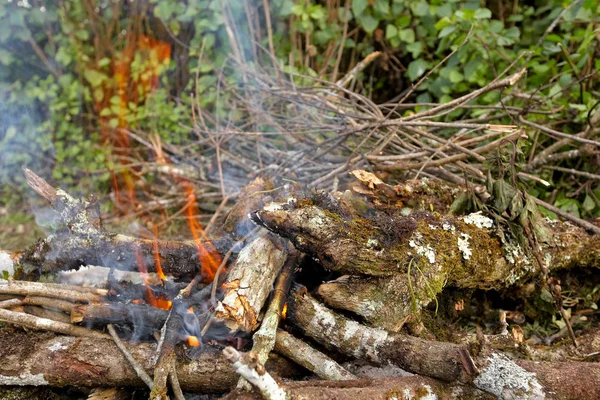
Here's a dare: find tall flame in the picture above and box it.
[184,184,222,281]
[134,247,171,310]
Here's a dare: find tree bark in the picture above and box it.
[0,329,299,391]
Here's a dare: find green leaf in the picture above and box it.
[540,289,554,303]
[373,0,390,15]
[399,28,415,43]
[352,0,368,17]
[83,69,107,87]
[449,69,464,83]
[386,24,398,40]
[407,59,428,81]
[411,1,430,17]
[338,7,352,22]
[406,42,423,58]
[474,8,492,19]
[359,14,379,35]
[582,195,595,212]
[396,15,411,28]
[75,29,90,41]
[438,25,456,38]
[98,57,111,68]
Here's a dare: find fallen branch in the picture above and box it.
[287,289,600,399]
[0,329,299,391]
[274,329,357,381]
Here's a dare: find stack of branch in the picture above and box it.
[115,50,600,236]
[1,169,599,400]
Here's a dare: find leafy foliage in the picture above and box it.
[0,0,599,220]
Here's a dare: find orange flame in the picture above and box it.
[184,183,222,281]
[187,335,200,347]
[281,303,288,319]
[152,225,167,281]
[134,247,171,310]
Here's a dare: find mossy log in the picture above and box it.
[253,187,599,330]
[287,289,600,400]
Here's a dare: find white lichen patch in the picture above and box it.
[428,224,437,230]
[408,233,436,264]
[402,385,437,400]
[463,211,494,229]
[458,233,472,260]
[473,352,545,399]
[48,342,68,351]
[544,253,552,271]
[442,222,456,233]
[367,238,380,249]
[0,251,14,277]
[263,202,283,212]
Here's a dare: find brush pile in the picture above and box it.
[1,59,599,399]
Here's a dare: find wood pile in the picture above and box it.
[0,169,599,400]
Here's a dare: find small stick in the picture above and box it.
[168,360,185,400]
[107,324,154,390]
[532,197,600,235]
[0,280,104,304]
[223,346,287,400]
[0,307,110,339]
[237,251,297,390]
[274,329,357,381]
[0,298,22,309]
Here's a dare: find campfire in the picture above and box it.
[0,50,599,400]
[0,163,599,400]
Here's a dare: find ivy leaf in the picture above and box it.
[386,24,398,40]
[352,0,367,17]
[449,69,464,83]
[399,28,415,43]
[407,59,428,81]
[359,14,379,35]
[373,0,390,15]
[83,69,107,88]
[474,8,492,19]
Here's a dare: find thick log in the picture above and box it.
[215,234,288,332]
[287,289,600,399]
[224,376,494,400]
[0,329,298,391]
[19,169,231,280]
[317,274,431,332]
[253,190,599,284]
[253,188,599,329]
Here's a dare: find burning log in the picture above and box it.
[17,169,231,280]
[287,288,600,399]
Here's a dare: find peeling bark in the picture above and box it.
[215,234,288,332]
